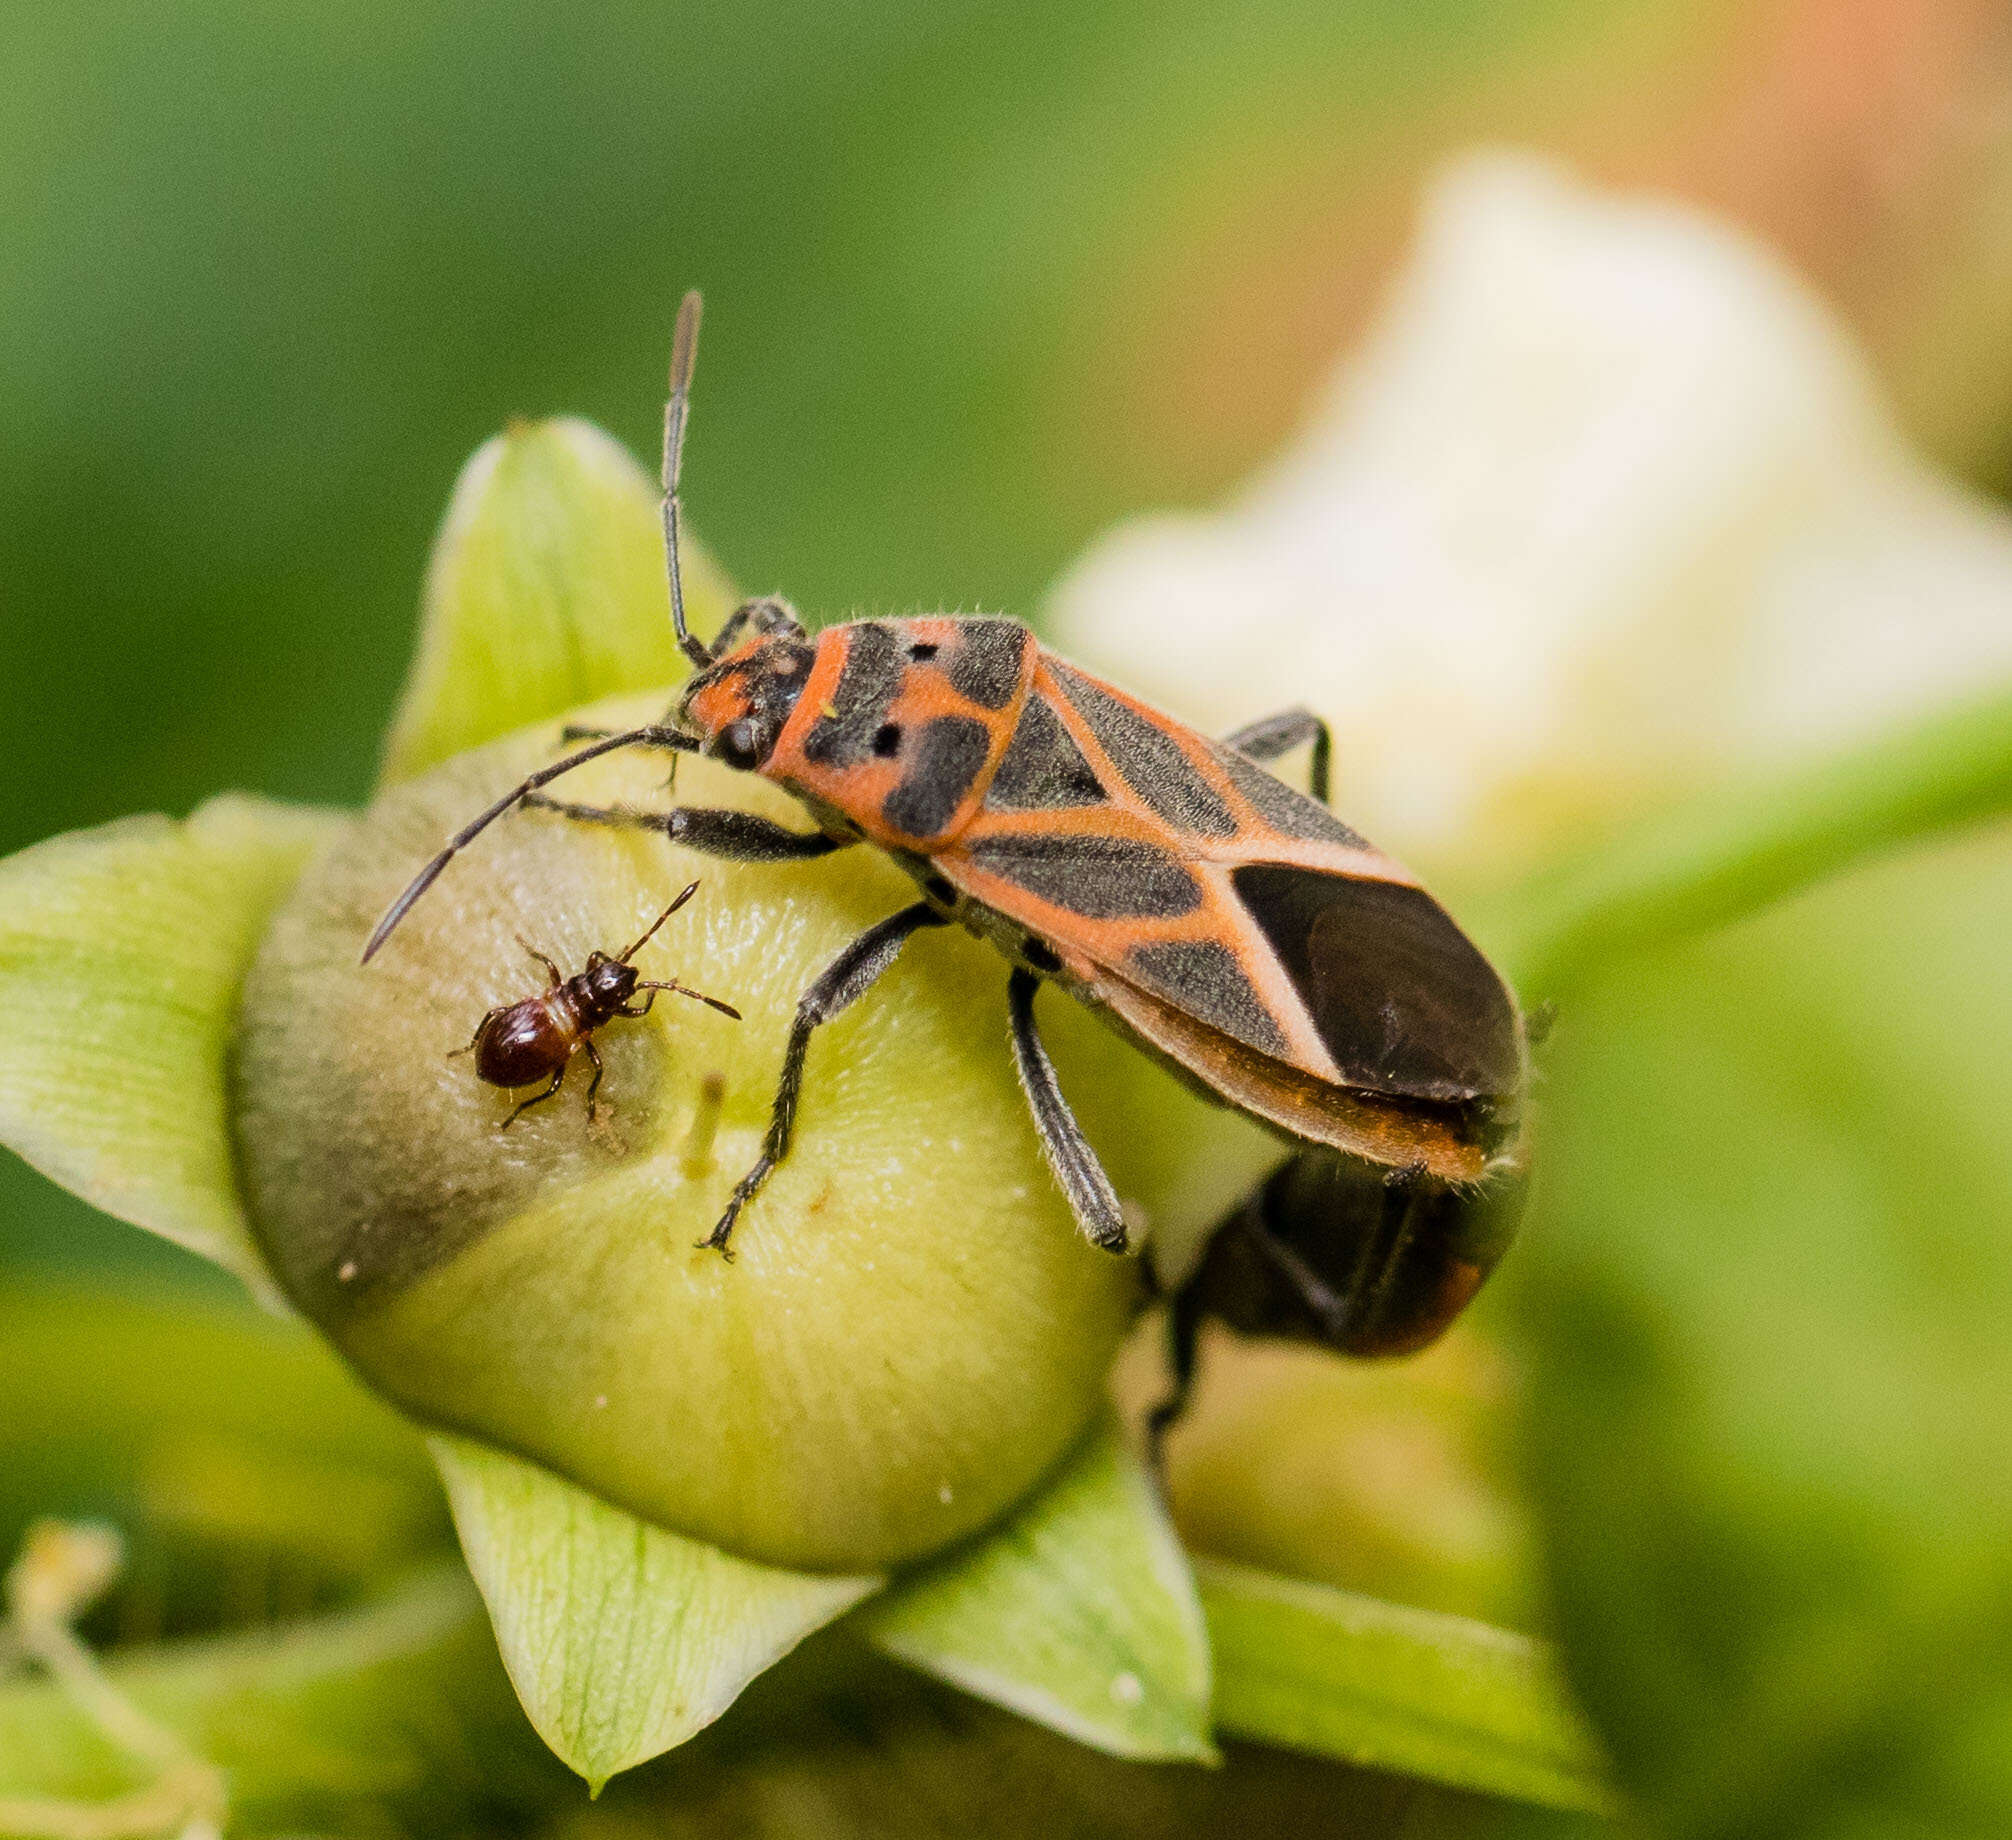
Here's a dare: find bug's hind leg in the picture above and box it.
[1007,968,1127,1252]
[702,901,947,1257]
[1222,708,1332,804]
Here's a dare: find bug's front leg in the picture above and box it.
[522,797,852,863]
[704,902,948,1257]
[1222,708,1332,805]
[1006,968,1128,1253]
[557,723,687,750]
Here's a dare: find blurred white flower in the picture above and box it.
[1048,152,2012,880]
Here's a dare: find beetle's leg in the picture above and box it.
[702,902,947,1257]
[1222,708,1332,805]
[1006,968,1127,1253]
[522,798,852,863]
[515,937,564,987]
[500,1066,567,1128]
[450,1006,508,1058]
[1143,1275,1209,1481]
[581,1038,606,1121]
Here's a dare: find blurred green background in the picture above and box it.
[8,0,2012,1284]
[7,6,2012,1832]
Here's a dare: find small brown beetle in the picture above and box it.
[455,882,741,1126]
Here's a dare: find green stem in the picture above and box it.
[1491,683,2012,1000]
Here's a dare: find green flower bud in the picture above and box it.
[233,695,1242,1573]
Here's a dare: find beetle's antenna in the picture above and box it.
[664,290,711,672]
[617,880,701,964]
[360,725,699,964]
[637,981,742,1020]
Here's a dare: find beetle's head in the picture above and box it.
[579,952,639,1009]
[678,597,815,771]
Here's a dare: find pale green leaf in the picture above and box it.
[379,416,736,785]
[430,1434,879,1789]
[863,1419,1215,1762]
[1200,1559,1616,1816]
[0,795,340,1298]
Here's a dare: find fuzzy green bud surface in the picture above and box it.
[234,694,1273,1572]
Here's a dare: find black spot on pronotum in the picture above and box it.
[1215,744,1367,846]
[1230,865,1520,1103]
[873,724,903,757]
[1050,664,1236,838]
[943,620,1030,710]
[984,694,1105,811]
[909,641,939,661]
[883,716,993,838]
[803,623,904,767]
[1127,938,1290,1059]
[965,834,1203,919]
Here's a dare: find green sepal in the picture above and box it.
[862,1419,1216,1763]
[378,416,736,786]
[0,795,341,1299]
[1199,1559,1616,1815]
[430,1435,880,1790]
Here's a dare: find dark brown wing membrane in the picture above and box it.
[1230,864,1521,1105]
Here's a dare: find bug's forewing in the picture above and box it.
[935,656,1524,1176]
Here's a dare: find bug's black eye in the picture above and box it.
[872,723,903,757]
[716,718,764,769]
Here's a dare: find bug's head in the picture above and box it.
[579,951,639,1008]
[678,597,815,772]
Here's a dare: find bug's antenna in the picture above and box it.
[664,290,711,672]
[617,880,701,964]
[360,725,699,964]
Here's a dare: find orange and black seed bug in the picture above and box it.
[453,881,740,1127]
[367,292,1530,1436]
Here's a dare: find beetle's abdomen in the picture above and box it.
[474,996,576,1088]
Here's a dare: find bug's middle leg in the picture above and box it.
[1006,968,1128,1253]
[1222,707,1332,804]
[702,901,948,1256]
